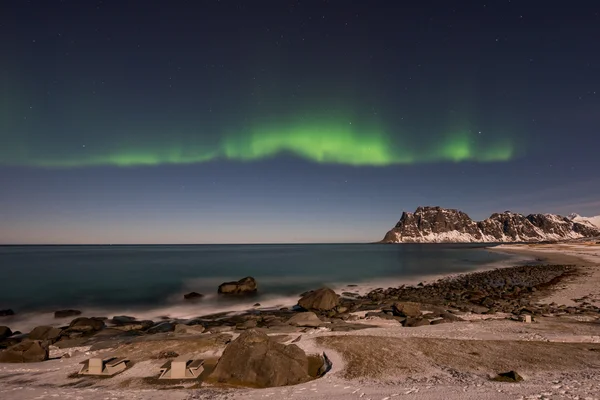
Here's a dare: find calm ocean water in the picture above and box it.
[0,244,527,330]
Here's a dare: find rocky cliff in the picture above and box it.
[381,206,600,243]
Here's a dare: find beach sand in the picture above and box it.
[1,242,600,400]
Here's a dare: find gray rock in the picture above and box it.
[147,322,175,334]
[210,329,310,387]
[54,310,81,319]
[218,277,258,294]
[0,340,49,363]
[28,326,62,343]
[287,312,322,328]
[298,287,339,311]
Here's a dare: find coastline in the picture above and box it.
[2,245,530,333]
[1,243,600,399]
[490,242,600,308]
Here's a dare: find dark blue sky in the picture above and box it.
[1,0,599,244]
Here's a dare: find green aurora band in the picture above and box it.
[1,122,515,168]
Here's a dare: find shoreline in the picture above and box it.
[1,247,533,333]
[1,243,600,399]
[490,242,600,307]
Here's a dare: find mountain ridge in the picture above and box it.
[382,206,600,243]
[568,213,600,229]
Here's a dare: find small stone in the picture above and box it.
[492,370,523,382]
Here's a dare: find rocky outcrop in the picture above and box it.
[382,206,600,243]
[298,288,339,311]
[218,277,258,295]
[210,329,311,387]
[0,340,49,363]
[29,326,62,343]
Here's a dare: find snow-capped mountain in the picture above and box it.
[568,213,600,229]
[381,206,600,243]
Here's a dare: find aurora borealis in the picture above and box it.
[1,123,515,168]
[1,0,599,244]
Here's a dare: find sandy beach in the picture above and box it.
[1,242,600,400]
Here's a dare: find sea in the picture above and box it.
[0,244,530,331]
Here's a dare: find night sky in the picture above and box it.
[1,1,599,244]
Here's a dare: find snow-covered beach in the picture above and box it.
[1,242,600,400]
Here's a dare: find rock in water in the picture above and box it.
[210,329,310,387]
[0,340,49,363]
[28,326,62,343]
[287,312,323,327]
[492,370,523,382]
[0,326,12,340]
[392,302,422,318]
[183,292,204,300]
[0,309,15,317]
[218,276,258,294]
[54,309,81,318]
[68,317,105,333]
[298,287,339,311]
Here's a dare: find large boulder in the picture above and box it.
[218,277,258,295]
[68,317,105,333]
[287,312,323,328]
[0,340,49,363]
[298,287,339,311]
[392,302,421,318]
[28,326,62,343]
[54,309,81,319]
[0,326,12,340]
[210,329,310,387]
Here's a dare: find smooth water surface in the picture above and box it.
[0,244,520,317]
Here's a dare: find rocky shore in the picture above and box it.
[1,243,600,399]
[1,262,594,360]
